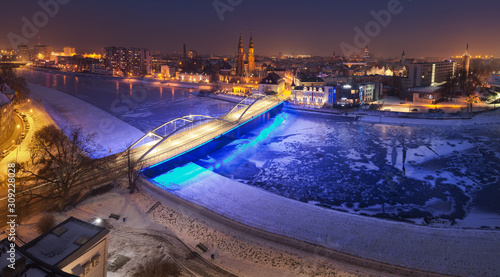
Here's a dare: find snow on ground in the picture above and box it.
[358,107,500,125]
[149,166,500,277]
[28,83,147,157]
[12,180,360,277]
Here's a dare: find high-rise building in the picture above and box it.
[403,60,458,88]
[104,46,151,76]
[17,45,30,61]
[104,46,128,74]
[33,45,52,60]
[188,49,198,59]
[64,46,76,56]
[248,35,255,75]
[129,47,151,76]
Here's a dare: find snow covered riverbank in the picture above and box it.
[28,83,146,157]
[356,108,500,126]
[148,164,500,276]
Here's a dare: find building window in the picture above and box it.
[83,262,91,274]
[91,254,101,267]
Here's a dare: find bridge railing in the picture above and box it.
[138,121,234,167]
[129,95,283,166]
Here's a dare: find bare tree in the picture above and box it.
[463,78,478,114]
[465,94,479,114]
[19,125,107,211]
[124,147,143,194]
[0,65,30,103]
[36,213,56,234]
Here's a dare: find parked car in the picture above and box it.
[411,108,419,112]
[13,108,19,113]
[25,124,30,129]
[23,117,28,122]
[1,150,10,158]
[20,133,26,139]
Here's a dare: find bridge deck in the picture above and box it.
[133,97,283,168]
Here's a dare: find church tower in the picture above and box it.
[363,45,370,59]
[462,44,470,78]
[236,34,244,76]
[401,50,406,65]
[248,34,255,75]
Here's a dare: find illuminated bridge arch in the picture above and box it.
[129,115,231,165]
[222,95,281,123]
[127,95,282,166]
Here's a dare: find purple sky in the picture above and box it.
[0,0,498,58]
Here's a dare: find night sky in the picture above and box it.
[0,0,498,58]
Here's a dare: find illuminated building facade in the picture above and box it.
[129,47,151,76]
[64,47,76,56]
[236,34,256,77]
[402,61,457,89]
[258,72,285,94]
[104,46,151,76]
[359,82,383,102]
[248,35,255,74]
[236,35,245,76]
[17,45,30,61]
[290,85,333,106]
[176,72,211,83]
[34,45,52,60]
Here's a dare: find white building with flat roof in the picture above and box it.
[0,217,109,277]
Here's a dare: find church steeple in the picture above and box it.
[238,33,243,53]
[248,33,255,74]
[236,33,244,76]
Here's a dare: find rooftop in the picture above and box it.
[23,217,108,268]
[297,75,325,83]
[0,240,74,277]
[0,93,10,106]
[411,86,442,93]
[259,72,282,85]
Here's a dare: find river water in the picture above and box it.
[21,69,500,228]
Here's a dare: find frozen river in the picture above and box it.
[18,69,234,132]
[22,70,500,228]
[190,110,500,228]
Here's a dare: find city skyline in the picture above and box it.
[0,0,499,57]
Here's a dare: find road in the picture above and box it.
[129,96,282,168]
[109,226,237,277]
